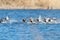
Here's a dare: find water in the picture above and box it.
[0,9,60,40]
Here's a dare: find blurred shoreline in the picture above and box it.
[0,0,60,9]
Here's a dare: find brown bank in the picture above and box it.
[0,0,60,9]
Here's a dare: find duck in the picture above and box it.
[22,19,26,22]
[37,15,42,22]
[5,16,10,21]
[0,19,3,23]
[29,17,36,24]
[43,17,57,24]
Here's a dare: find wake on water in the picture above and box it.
[0,15,60,24]
[1,19,60,24]
[1,20,18,24]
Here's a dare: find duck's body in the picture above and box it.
[0,19,3,23]
[43,17,59,24]
[29,17,36,24]
[1,16,18,24]
[37,16,44,23]
[22,19,26,22]
[5,16,10,21]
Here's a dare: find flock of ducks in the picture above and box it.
[0,16,59,24]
